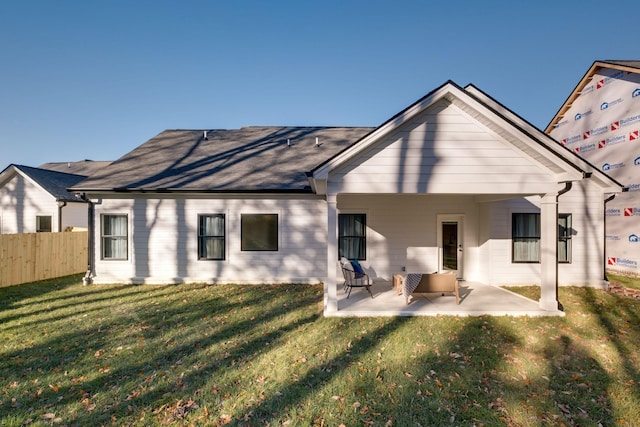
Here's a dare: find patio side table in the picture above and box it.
[392,274,405,295]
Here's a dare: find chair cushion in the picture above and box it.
[340,257,354,271]
[350,260,365,278]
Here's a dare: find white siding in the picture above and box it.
[336,194,481,281]
[89,187,608,287]
[482,180,606,286]
[329,101,556,194]
[61,202,88,230]
[333,187,606,287]
[91,195,329,284]
[0,173,58,233]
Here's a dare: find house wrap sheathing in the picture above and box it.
[547,60,640,277]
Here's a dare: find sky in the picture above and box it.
[2,0,640,168]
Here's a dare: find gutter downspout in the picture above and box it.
[603,193,617,281]
[77,193,95,285]
[557,181,572,198]
[57,201,67,232]
[554,181,573,312]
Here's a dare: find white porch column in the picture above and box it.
[539,193,560,311]
[325,194,338,315]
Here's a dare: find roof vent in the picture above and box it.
[315,137,320,147]
[203,131,208,140]
[287,139,291,147]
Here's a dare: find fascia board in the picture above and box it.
[451,88,582,183]
[463,85,617,186]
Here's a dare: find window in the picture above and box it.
[241,214,278,251]
[558,214,572,263]
[36,215,52,232]
[512,213,573,264]
[101,214,128,260]
[198,214,225,260]
[512,213,540,263]
[339,213,366,260]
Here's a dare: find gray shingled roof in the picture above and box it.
[8,165,88,201]
[72,126,374,192]
[39,160,112,176]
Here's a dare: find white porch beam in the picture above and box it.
[539,193,560,311]
[325,194,338,315]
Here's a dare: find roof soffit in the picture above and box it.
[449,94,581,181]
[0,165,18,187]
[465,84,623,191]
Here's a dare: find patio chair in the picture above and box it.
[340,258,373,299]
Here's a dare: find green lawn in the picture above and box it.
[1,275,639,426]
[607,272,640,291]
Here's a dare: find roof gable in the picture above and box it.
[464,84,623,191]
[0,164,88,201]
[312,81,621,194]
[328,99,560,194]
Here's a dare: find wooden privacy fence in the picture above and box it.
[0,232,88,287]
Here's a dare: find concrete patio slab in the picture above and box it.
[331,280,565,317]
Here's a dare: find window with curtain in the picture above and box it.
[36,215,52,232]
[512,213,540,263]
[338,213,366,260]
[241,214,278,251]
[101,214,128,260]
[198,214,225,260]
[558,213,572,263]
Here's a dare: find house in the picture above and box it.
[0,165,84,233]
[545,60,640,277]
[70,81,623,316]
[0,161,111,234]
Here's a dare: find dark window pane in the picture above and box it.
[198,214,225,260]
[512,213,540,263]
[36,216,52,232]
[558,213,572,263]
[338,214,366,260]
[241,214,278,251]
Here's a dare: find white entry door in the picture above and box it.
[437,215,463,279]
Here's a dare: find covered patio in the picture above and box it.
[311,82,621,318]
[332,279,565,317]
